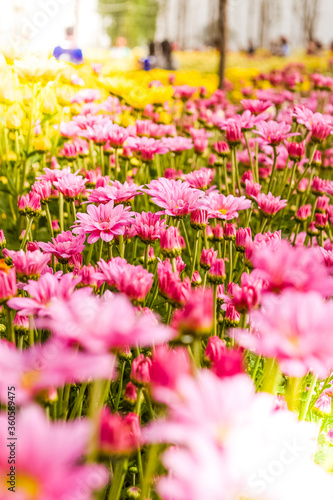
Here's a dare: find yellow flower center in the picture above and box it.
[17,474,41,498]
[219,208,228,215]
[20,370,40,391]
[0,259,10,274]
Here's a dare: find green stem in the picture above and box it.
[267,145,277,194]
[59,193,64,233]
[181,219,192,259]
[286,159,297,201]
[118,235,124,259]
[260,358,279,394]
[144,244,150,270]
[189,230,200,279]
[20,217,33,250]
[213,284,218,336]
[100,145,105,177]
[69,383,88,419]
[299,374,318,421]
[223,157,229,195]
[115,360,126,412]
[6,306,15,345]
[108,458,129,500]
[45,203,54,239]
[228,240,233,283]
[98,239,104,262]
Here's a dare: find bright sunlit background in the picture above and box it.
[2,0,333,55]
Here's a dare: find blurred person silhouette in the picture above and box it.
[280,36,290,57]
[110,37,131,59]
[142,41,157,71]
[53,27,83,64]
[161,39,175,70]
[247,39,255,56]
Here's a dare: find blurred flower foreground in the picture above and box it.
[2,52,333,500]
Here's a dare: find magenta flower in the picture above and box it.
[106,123,129,147]
[18,192,41,216]
[98,258,153,304]
[44,288,173,352]
[39,230,85,262]
[0,267,17,303]
[133,211,166,243]
[285,141,305,161]
[142,178,205,218]
[0,230,5,249]
[127,136,169,162]
[204,193,251,220]
[3,249,50,280]
[310,119,332,142]
[58,141,78,160]
[160,226,185,258]
[241,98,273,115]
[37,166,71,183]
[8,272,80,317]
[0,405,108,499]
[183,167,215,190]
[72,201,134,244]
[161,136,194,153]
[53,172,87,200]
[253,192,287,217]
[251,239,333,295]
[172,288,213,336]
[236,290,333,377]
[99,408,141,455]
[253,120,297,145]
[0,339,116,405]
[158,260,191,307]
[131,354,152,385]
[31,180,52,203]
[87,181,142,205]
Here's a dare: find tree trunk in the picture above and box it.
[218,0,227,90]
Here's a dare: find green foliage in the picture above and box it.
[98,0,160,47]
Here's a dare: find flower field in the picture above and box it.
[2,54,333,499]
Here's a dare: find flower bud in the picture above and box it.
[208,258,226,284]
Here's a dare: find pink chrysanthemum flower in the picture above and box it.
[18,192,42,216]
[241,98,273,115]
[39,231,85,263]
[253,192,287,217]
[142,178,205,218]
[127,136,169,162]
[204,193,251,220]
[98,258,153,304]
[311,119,332,142]
[8,272,80,317]
[72,201,134,244]
[3,249,50,280]
[183,168,215,191]
[132,211,166,243]
[0,405,108,499]
[87,181,142,205]
[37,166,71,183]
[0,266,17,303]
[106,124,130,148]
[158,261,191,307]
[31,180,52,203]
[160,137,194,153]
[251,239,333,295]
[44,288,173,352]
[99,408,141,455]
[236,290,333,377]
[53,172,87,200]
[0,339,116,405]
[253,120,297,145]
